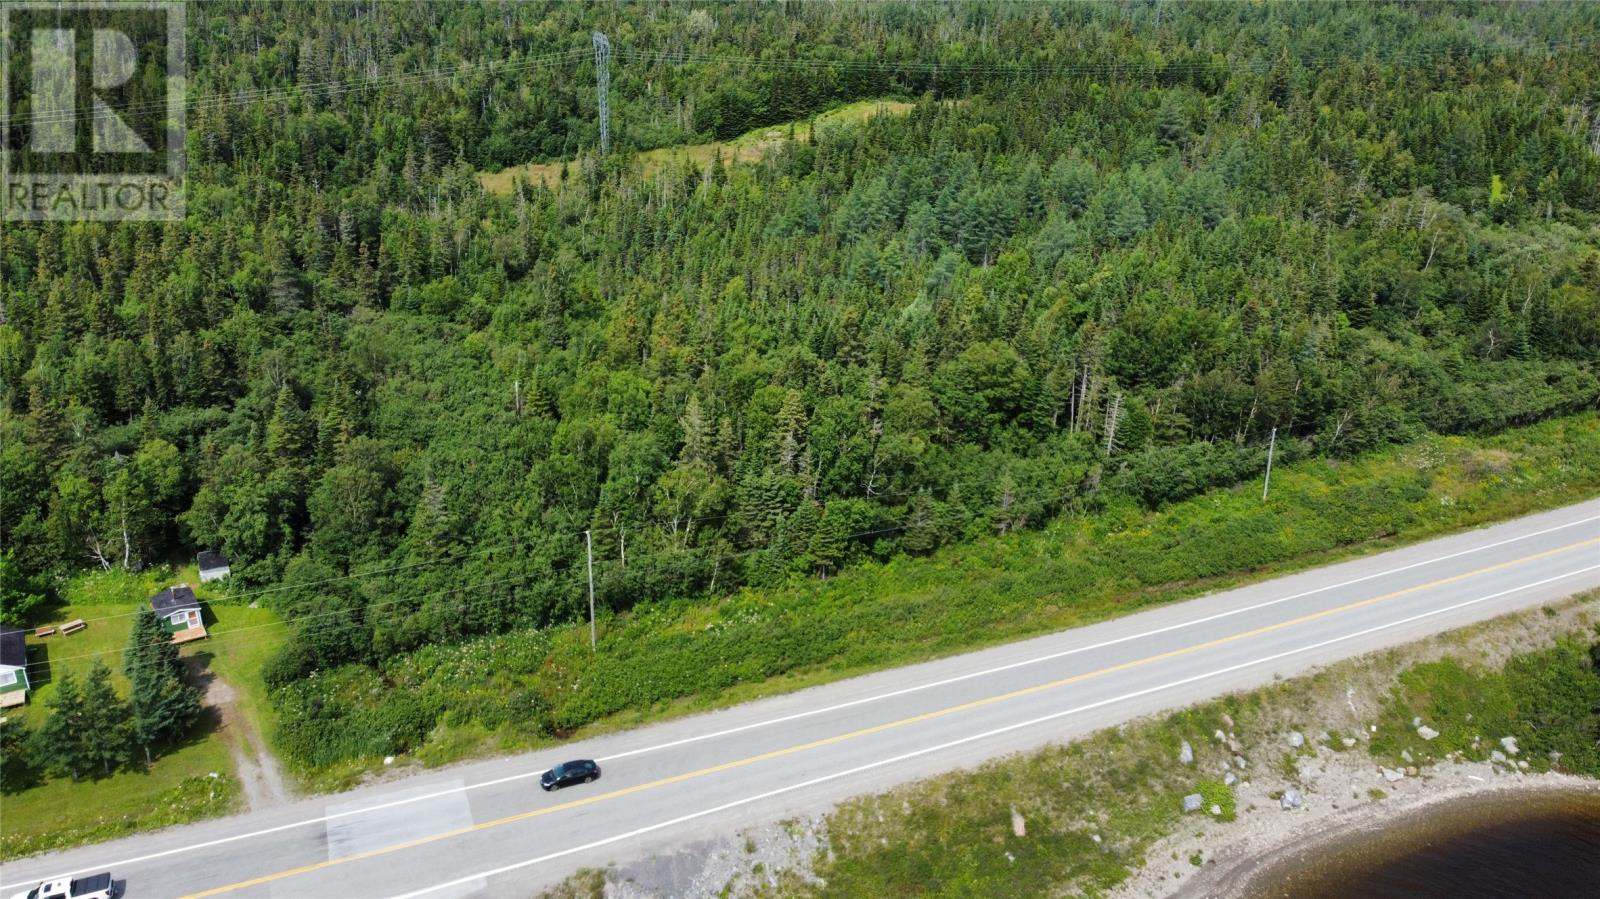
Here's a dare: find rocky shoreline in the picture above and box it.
[1114,742,1600,899]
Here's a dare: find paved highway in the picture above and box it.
[3,499,1598,899]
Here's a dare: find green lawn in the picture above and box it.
[0,737,240,860]
[1,568,284,860]
[203,603,289,751]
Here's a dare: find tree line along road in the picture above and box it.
[2,499,1597,899]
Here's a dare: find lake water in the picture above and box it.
[1246,789,1600,899]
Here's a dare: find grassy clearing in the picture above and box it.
[201,603,290,749]
[9,568,285,737]
[0,569,284,860]
[282,413,1600,787]
[0,750,241,861]
[478,98,916,193]
[13,568,178,713]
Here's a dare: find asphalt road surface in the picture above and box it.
[4,499,1597,899]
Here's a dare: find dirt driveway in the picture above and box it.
[183,656,289,811]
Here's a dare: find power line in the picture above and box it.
[54,465,1022,633]
[1,48,587,131]
[32,468,1097,675]
[53,476,936,630]
[613,34,1590,78]
[60,536,543,627]
[594,32,612,157]
[32,564,590,675]
[6,30,1588,133]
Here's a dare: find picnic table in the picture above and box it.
[59,619,87,635]
[33,625,55,638]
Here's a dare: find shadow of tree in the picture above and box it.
[173,651,225,754]
[22,640,51,691]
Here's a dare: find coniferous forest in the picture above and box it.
[2,1,1599,759]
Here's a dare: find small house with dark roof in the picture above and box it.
[0,627,28,707]
[197,550,232,583]
[150,584,207,643]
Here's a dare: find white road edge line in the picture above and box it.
[393,562,1600,899]
[594,510,1600,763]
[4,508,1596,890]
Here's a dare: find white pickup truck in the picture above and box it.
[7,874,119,899]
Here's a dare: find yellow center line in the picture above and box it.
[183,536,1599,898]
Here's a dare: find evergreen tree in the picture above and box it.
[130,672,202,763]
[79,662,135,777]
[125,607,183,680]
[35,670,92,781]
[679,394,714,463]
[266,385,312,461]
[1,717,39,794]
[125,608,202,762]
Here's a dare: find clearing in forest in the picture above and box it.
[479,97,915,194]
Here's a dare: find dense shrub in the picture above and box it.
[1372,635,1600,775]
[268,415,1600,772]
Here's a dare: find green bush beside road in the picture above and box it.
[274,413,1600,781]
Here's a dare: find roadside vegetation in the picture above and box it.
[275,413,1600,785]
[538,592,1600,899]
[2,0,1598,851]
[797,605,1600,899]
[1371,640,1600,777]
[5,3,1599,793]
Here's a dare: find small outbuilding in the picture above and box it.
[197,550,232,583]
[0,627,29,707]
[150,585,208,643]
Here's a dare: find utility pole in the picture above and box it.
[592,32,611,156]
[1262,426,1278,501]
[584,529,597,649]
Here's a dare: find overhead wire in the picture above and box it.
[33,467,1097,675]
[6,30,1588,132]
[11,22,1582,670]
[2,48,588,131]
[53,467,1009,631]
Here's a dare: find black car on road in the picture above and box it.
[541,759,601,791]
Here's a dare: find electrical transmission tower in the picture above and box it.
[593,32,611,156]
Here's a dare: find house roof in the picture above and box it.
[151,585,202,615]
[198,550,230,571]
[0,627,25,668]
